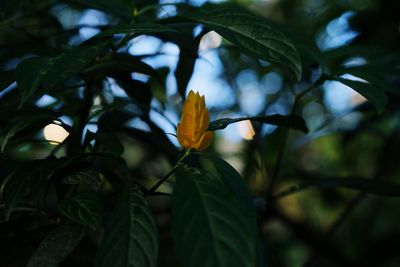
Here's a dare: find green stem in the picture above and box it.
[147,149,191,194]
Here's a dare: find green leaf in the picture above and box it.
[200,155,264,264]
[98,23,177,36]
[16,42,108,106]
[96,180,158,267]
[274,177,400,199]
[27,220,87,267]
[208,114,308,133]
[94,132,125,156]
[63,171,101,187]
[179,4,302,80]
[166,23,206,98]
[16,57,49,106]
[0,69,16,93]
[1,171,30,220]
[0,114,57,152]
[1,120,32,153]
[83,53,159,80]
[336,66,400,95]
[67,0,134,18]
[172,167,258,267]
[329,77,388,114]
[201,154,256,218]
[1,157,63,220]
[58,191,103,231]
[97,109,135,132]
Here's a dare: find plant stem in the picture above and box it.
[147,149,191,194]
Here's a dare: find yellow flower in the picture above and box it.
[177,90,214,151]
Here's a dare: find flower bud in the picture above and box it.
[177,90,214,151]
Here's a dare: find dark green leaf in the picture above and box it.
[94,132,125,156]
[98,23,177,36]
[201,154,256,218]
[63,171,101,187]
[336,66,400,95]
[1,171,30,220]
[165,23,206,98]
[1,120,32,153]
[1,157,63,219]
[179,4,302,80]
[172,167,258,267]
[84,53,159,80]
[208,114,308,133]
[111,73,152,117]
[0,113,58,152]
[68,0,135,18]
[16,42,108,106]
[274,177,400,199]
[58,191,103,230]
[96,180,158,267]
[97,109,135,132]
[200,155,263,264]
[27,220,87,267]
[329,77,388,114]
[0,70,16,93]
[42,42,109,88]
[124,79,152,116]
[16,57,49,106]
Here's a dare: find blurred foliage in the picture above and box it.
[0,0,400,266]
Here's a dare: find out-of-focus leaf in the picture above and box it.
[1,120,32,153]
[125,79,152,116]
[96,180,158,267]
[94,132,124,156]
[27,220,87,267]
[67,0,134,18]
[111,74,152,117]
[99,23,176,36]
[159,23,207,98]
[172,166,258,267]
[179,4,302,80]
[1,171,29,220]
[63,170,101,187]
[97,109,135,132]
[41,42,108,87]
[274,177,400,199]
[58,191,103,231]
[0,113,59,152]
[208,114,308,133]
[336,66,400,95]
[84,53,160,81]
[1,157,63,219]
[15,57,49,106]
[16,42,108,106]
[0,70,16,93]
[329,77,388,114]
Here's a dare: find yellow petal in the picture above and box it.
[194,131,214,151]
[182,98,195,115]
[198,109,209,133]
[187,90,196,102]
[181,113,195,138]
[177,123,190,148]
[193,92,200,111]
[200,95,205,111]
[177,90,213,150]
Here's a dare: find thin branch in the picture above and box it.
[147,149,191,194]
